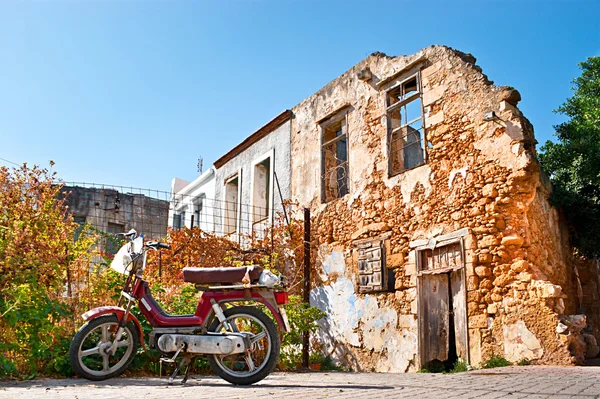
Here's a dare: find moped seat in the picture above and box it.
[182,266,264,285]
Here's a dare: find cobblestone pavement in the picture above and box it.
[1,366,599,399]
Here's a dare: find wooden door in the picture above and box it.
[451,268,469,362]
[419,273,450,365]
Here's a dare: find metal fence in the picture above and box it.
[59,182,284,253]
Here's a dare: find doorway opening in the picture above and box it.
[418,241,468,372]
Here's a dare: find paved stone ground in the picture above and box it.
[1,366,599,399]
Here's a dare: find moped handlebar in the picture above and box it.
[116,229,137,240]
[145,241,171,250]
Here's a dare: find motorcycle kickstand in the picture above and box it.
[168,355,193,386]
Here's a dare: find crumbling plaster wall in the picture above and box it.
[290,45,592,371]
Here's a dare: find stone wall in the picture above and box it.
[290,45,599,371]
[62,186,169,239]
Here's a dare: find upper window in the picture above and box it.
[172,212,184,230]
[224,175,239,235]
[387,74,425,176]
[252,157,271,224]
[192,196,205,229]
[321,112,349,203]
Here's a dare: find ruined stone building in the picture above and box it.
[173,45,600,370]
[62,186,169,252]
[288,46,600,370]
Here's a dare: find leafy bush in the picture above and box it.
[0,164,98,378]
[320,356,345,371]
[449,359,469,373]
[517,358,531,366]
[278,295,326,370]
[480,355,512,369]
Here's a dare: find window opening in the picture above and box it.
[321,115,349,203]
[253,157,270,224]
[224,176,239,234]
[105,222,125,255]
[194,197,204,228]
[419,241,463,272]
[387,74,425,176]
[172,212,183,231]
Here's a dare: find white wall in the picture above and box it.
[168,167,216,232]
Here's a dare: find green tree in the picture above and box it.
[539,56,600,257]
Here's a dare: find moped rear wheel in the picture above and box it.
[208,306,280,385]
[69,314,140,381]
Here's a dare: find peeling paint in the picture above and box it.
[503,320,543,362]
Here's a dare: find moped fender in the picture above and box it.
[82,306,147,349]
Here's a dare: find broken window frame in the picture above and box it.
[416,238,465,275]
[386,72,427,177]
[355,237,395,293]
[320,109,350,203]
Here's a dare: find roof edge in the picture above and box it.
[214,109,292,169]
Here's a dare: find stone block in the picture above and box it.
[475,266,492,277]
[469,314,487,328]
[538,282,562,298]
[493,275,514,287]
[394,278,404,290]
[479,235,499,248]
[560,314,586,333]
[510,259,529,272]
[425,111,445,128]
[517,272,532,283]
[482,184,498,198]
[491,293,502,302]
[478,253,492,263]
[351,222,390,240]
[467,275,479,291]
[422,85,446,106]
[502,235,524,247]
[387,253,405,268]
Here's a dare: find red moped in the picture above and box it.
[69,230,289,385]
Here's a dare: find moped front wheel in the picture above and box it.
[208,306,280,385]
[69,314,140,381]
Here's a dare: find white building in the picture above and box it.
[169,167,216,233]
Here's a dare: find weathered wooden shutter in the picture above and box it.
[357,239,385,293]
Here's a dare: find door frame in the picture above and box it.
[412,230,470,369]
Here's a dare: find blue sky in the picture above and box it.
[0,0,598,192]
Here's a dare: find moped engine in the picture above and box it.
[157,333,248,355]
